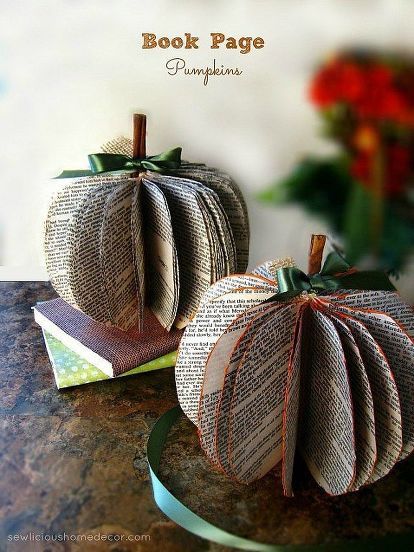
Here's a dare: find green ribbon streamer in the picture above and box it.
[147,406,414,551]
[55,147,182,178]
[271,251,395,303]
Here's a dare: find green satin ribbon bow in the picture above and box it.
[272,251,395,302]
[55,147,182,179]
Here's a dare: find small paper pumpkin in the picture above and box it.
[44,114,249,331]
[175,235,414,496]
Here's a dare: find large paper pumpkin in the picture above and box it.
[43,114,249,331]
[175,235,414,496]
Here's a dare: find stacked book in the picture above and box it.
[34,298,182,389]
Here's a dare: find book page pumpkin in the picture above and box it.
[175,235,414,496]
[43,114,249,331]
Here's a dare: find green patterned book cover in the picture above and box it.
[42,330,177,389]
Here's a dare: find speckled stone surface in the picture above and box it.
[1,281,414,551]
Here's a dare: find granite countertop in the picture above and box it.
[1,282,414,551]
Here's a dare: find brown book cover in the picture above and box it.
[34,298,182,377]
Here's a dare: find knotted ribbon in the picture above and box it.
[269,251,395,302]
[55,147,182,178]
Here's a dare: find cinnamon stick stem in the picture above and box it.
[308,234,326,275]
[132,114,147,158]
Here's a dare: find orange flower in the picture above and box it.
[353,125,380,154]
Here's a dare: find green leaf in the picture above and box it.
[344,182,373,264]
[344,181,414,272]
[255,185,288,204]
[257,156,413,273]
[257,157,352,232]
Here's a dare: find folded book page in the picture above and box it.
[198,302,285,472]
[176,166,249,273]
[329,290,414,338]
[100,180,139,329]
[282,307,305,497]
[142,180,179,330]
[330,300,414,460]
[330,314,377,490]
[68,183,116,323]
[145,175,213,329]
[228,302,301,484]
[130,181,145,330]
[181,177,234,276]
[199,273,277,308]
[324,304,403,483]
[175,284,278,424]
[44,176,117,306]
[299,308,356,495]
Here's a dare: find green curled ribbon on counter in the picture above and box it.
[55,147,182,179]
[268,251,395,303]
[148,406,414,551]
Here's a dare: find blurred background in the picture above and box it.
[1,0,413,298]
